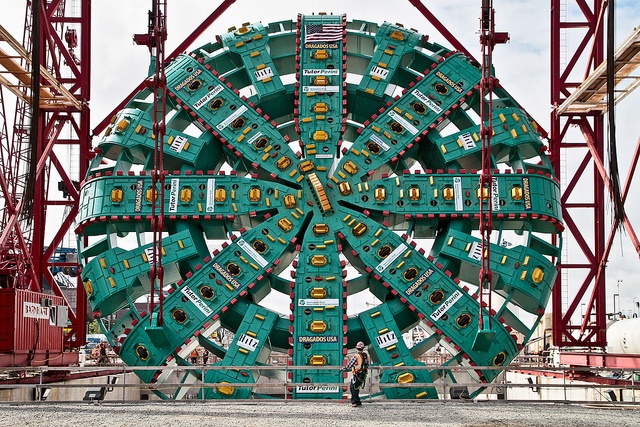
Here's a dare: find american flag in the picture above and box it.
[304,24,343,43]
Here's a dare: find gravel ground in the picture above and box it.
[1,401,640,427]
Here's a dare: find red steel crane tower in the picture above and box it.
[1,0,637,369]
[0,0,91,359]
[551,0,640,351]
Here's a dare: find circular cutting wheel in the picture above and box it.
[78,15,562,400]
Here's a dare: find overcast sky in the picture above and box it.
[1,0,639,317]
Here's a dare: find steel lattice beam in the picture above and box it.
[0,0,92,347]
[550,0,612,348]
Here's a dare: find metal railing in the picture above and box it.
[1,362,639,405]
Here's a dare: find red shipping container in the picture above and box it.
[0,289,65,353]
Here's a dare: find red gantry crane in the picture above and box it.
[0,0,91,359]
[0,0,638,369]
[551,0,640,354]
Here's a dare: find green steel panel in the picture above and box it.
[357,23,423,98]
[291,223,345,399]
[98,108,220,172]
[109,210,304,384]
[82,229,206,317]
[78,15,562,400]
[77,173,299,236]
[296,14,347,171]
[428,107,545,166]
[289,15,347,399]
[166,54,299,184]
[336,172,562,234]
[360,304,438,399]
[337,52,482,180]
[220,22,286,100]
[336,209,518,383]
[435,225,556,314]
[203,304,279,399]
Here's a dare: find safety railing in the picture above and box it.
[0,363,639,404]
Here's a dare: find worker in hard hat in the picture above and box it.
[340,341,369,407]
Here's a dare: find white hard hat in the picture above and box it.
[356,341,365,349]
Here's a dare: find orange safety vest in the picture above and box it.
[351,352,368,375]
